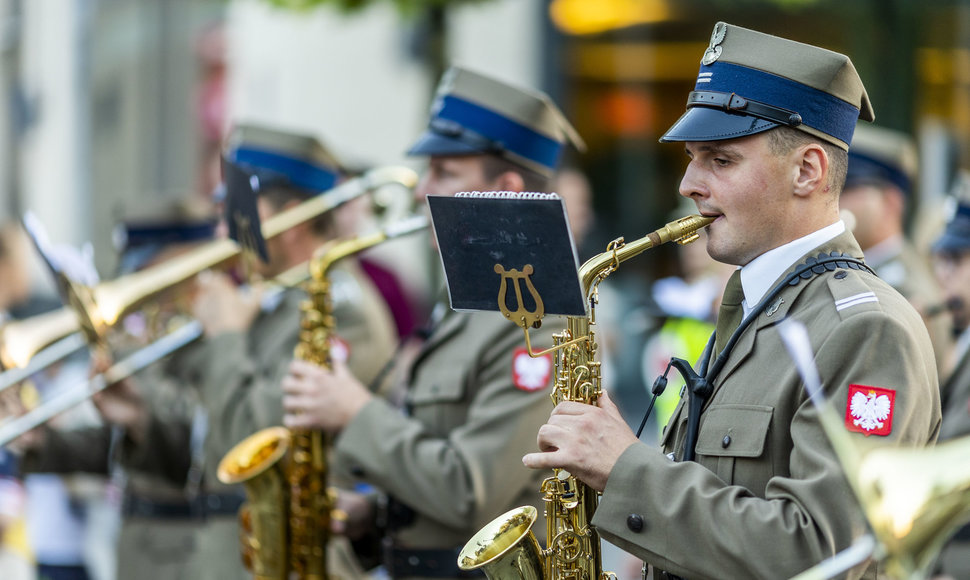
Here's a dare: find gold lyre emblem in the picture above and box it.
[494,264,545,330]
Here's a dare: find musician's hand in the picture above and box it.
[89,351,149,443]
[0,385,45,454]
[331,488,375,540]
[192,270,263,337]
[522,390,638,492]
[281,358,371,433]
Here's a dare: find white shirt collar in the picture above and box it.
[738,220,846,316]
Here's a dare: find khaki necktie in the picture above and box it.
[714,269,744,355]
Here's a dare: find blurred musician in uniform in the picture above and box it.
[930,193,970,580]
[840,123,953,377]
[280,66,585,579]
[170,123,398,579]
[14,198,216,580]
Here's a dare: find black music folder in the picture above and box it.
[427,192,586,318]
[223,156,270,263]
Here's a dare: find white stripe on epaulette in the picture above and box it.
[697,72,713,84]
[835,291,878,311]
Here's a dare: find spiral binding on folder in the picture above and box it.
[455,191,560,200]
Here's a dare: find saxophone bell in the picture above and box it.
[458,506,545,580]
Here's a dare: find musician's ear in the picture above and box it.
[490,170,525,194]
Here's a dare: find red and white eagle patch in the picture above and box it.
[512,347,552,392]
[329,336,351,364]
[845,384,896,437]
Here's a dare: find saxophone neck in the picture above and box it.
[310,214,429,279]
[577,214,714,296]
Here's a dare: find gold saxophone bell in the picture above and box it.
[458,506,544,579]
[217,427,292,578]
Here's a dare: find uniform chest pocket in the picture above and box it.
[407,368,469,434]
[695,404,773,487]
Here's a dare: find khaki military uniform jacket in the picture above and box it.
[334,308,557,578]
[935,341,970,579]
[591,232,941,580]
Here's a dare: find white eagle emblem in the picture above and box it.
[512,350,551,392]
[849,390,892,432]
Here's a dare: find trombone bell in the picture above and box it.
[855,436,970,579]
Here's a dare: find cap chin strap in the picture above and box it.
[688,91,804,128]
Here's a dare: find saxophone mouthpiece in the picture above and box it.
[671,214,715,245]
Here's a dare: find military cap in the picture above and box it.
[407,66,586,177]
[661,22,875,150]
[845,124,918,194]
[112,197,217,274]
[933,184,970,253]
[224,123,344,195]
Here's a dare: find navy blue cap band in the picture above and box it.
[695,61,860,144]
[957,202,970,221]
[124,219,217,248]
[231,146,338,194]
[846,150,912,194]
[434,94,563,171]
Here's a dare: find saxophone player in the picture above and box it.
[523,23,941,580]
[281,66,585,580]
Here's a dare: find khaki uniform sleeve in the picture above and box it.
[334,317,553,532]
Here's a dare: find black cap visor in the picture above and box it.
[660,106,779,143]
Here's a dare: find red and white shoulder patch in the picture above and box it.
[845,384,896,437]
[512,347,552,392]
[329,336,351,364]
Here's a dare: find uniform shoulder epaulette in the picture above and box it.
[786,251,871,286]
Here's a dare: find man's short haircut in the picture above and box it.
[480,154,552,193]
[260,185,337,239]
[767,126,848,194]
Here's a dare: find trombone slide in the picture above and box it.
[0,320,203,447]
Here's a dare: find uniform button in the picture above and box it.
[722,435,731,448]
[626,513,644,533]
[834,270,847,279]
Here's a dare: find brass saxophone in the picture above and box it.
[217,215,429,580]
[457,214,714,580]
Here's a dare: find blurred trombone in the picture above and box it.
[779,319,970,580]
[0,165,419,439]
[0,213,429,447]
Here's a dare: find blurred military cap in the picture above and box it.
[933,176,970,253]
[661,22,875,150]
[224,123,344,195]
[407,66,586,177]
[845,123,918,194]
[113,196,217,274]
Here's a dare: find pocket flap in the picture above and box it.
[695,404,772,458]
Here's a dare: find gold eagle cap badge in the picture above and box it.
[701,22,727,66]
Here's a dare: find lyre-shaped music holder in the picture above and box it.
[427,192,586,353]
